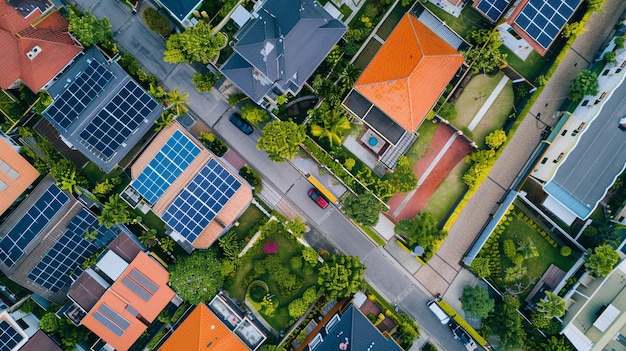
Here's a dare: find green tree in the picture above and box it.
[344,158,355,171]
[50,159,88,194]
[302,246,319,266]
[536,291,565,318]
[342,193,385,226]
[67,9,112,47]
[288,298,309,319]
[318,254,365,299]
[92,177,120,199]
[191,72,216,92]
[542,336,574,351]
[257,120,306,162]
[615,36,625,49]
[241,103,270,126]
[585,244,620,277]
[98,195,132,228]
[164,87,189,116]
[309,107,351,147]
[496,294,526,350]
[463,162,490,189]
[169,249,224,304]
[259,345,284,351]
[164,21,226,64]
[138,229,157,247]
[285,217,307,238]
[39,312,61,333]
[155,111,176,131]
[388,156,418,193]
[485,129,507,150]
[586,0,606,11]
[395,212,448,260]
[142,7,170,36]
[339,63,361,87]
[561,22,585,39]
[462,29,507,74]
[568,69,599,102]
[461,285,494,318]
[160,237,175,252]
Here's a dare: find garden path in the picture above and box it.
[467,76,510,131]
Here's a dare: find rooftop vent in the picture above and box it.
[26,45,42,60]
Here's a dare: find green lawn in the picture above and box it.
[231,204,267,240]
[500,47,547,82]
[422,160,469,224]
[353,39,382,70]
[226,229,318,331]
[404,119,438,167]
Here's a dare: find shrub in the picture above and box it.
[192,72,216,92]
[290,256,303,270]
[142,8,170,36]
[503,239,517,261]
[198,131,228,156]
[239,165,262,193]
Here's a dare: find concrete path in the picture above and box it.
[467,76,510,131]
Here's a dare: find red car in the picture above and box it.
[308,188,329,209]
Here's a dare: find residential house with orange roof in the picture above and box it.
[65,232,176,351]
[0,135,39,217]
[122,122,252,252]
[343,12,465,169]
[158,292,266,351]
[0,0,82,92]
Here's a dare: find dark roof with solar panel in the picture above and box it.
[473,0,511,22]
[43,47,163,173]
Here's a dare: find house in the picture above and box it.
[0,1,82,92]
[343,12,464,169]
[220,0,347,106]
[562,257,626,351]
[42,47,163,173]
[158,293,266,351]
[66,232,176,351]
[0,135,39,217]
[0,297,61,351]
[298,301,403,351]
[472,0,512,23]
[155,0,203,27]
[505,0,583,56]
[0,176,124,303]
[530,49,626,224]
[122,122,252,252]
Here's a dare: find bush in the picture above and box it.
[249,283,268,302]
[142,8,170,36]
[239,165,262,194]
[560,246,572,257]
[198,131,228,156]
[192,72,216,92]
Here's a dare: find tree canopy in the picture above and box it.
[485,129,507,150]
[585,244,620,277]
[309,105,351,147]
[142,7,170,36]
[541,336,574,351]
[568,69,599,102]
[67,9,112,47]
[395,212,448,261]
[462,29,507,74]
[241,103,270,126]
[169,248,224,304]
[461,285,494,318]
[191,72,216,92]
[388,156,418,193]
[257,120,306,162]
[342,193,385,226]
[318,254,365,299]
[98,195,132,228]
[536,291,566,318]
[164,21,226,64]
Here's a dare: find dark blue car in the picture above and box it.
[229,113,253,135]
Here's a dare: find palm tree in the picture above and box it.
[148,83,166,104]
[339,63,361,87]
[160,237,175,252]
[310,108,351,147]
[536,291,566,318]
[83,227,98,241]
[164,87,189,116]
[138,229,157,247]
[155,111,176,131]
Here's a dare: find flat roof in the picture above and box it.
[544,76,626,219]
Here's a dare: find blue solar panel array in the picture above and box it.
[45,59,114,130]
[0,184,69,267]
[78,79,159,161]
[514,0,582,49]
[27,209,117,293]
[162,158,241,243]
[131,130,200,204]
[476,0,511,22]
[0,320,24,351]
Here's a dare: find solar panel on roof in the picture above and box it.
[44,59,113,130]
[27,209,117,292]
[0,184,69,267]
[129,268,159,293]
[77,79,159,162]
[475,0,511,22]
[93,312,125,337]
[0,320,24,351]
[514,0,582,50]
[162,158,241,243]
[99,304,131,329]
[122,276,153,301]
[131,130,200,204]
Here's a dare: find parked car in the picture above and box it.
[427,300,450,324]
[308,188,329,209]
[448,322,478,351]
[229,113,253,135]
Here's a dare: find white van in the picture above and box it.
[427,300,450,324]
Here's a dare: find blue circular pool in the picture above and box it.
[368,136,378,146]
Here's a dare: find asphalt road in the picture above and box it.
[66,0,626,349]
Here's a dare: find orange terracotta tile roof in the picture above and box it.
[0,4,82,92]
[81,252,175,351]
[159,303,250,351]
[0,138,39,216]
[354,13,464,133]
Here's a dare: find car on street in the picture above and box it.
[229,113,253,135]
[448,322,478,351]
[308,188,329,209]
